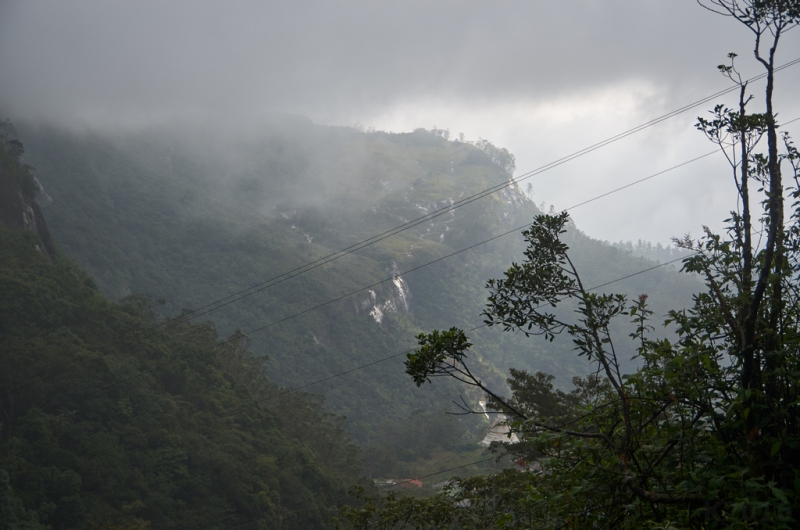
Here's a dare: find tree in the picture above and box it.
[338,1,800,528]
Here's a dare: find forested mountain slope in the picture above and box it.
[14,118,702,444]
[0,135,364,529]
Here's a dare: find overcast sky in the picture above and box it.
[1,0,799,245]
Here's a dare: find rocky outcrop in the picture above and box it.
[353,262,412,324]
[0,139,56,261]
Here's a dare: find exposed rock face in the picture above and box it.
[499,180,528,212]
[0,142,56,261]
[353,262,412,324]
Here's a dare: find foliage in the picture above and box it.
[0,222,366,529]
[338,1,800,528]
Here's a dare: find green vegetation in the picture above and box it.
[8,108,701,493]
[0,132,367,529]
[0,222,366,529]
[338,2,800,528]
[4,29,703,520]
[16,117,699,448]
[9,1,786,527]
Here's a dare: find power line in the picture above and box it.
[219,231,774,530]
[23,145,731,397]
[236,113,800,348]
[24,62,800,385]
[231,138,777,400]
[248,251,698,407]
[108,58,800,340]
[239,155,719,339]
[38,113,783,413]
[154,58,800,328]
[779,116,800,127]
[80,74,800,530]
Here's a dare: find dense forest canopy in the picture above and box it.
[0,136,369,529]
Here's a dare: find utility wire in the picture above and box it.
[239,151,722,340]
[23,63,800,387]
[222,236,734,530]
[148,58,800,330]
[215,236,759,530]
[187,106,800,342]
[77,58,800,346]
[245,251,699,408]
[30,100,783,410]
[27,97,796,400]
[779,116,800,127]
[21,145,738,397]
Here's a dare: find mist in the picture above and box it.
[2,0,799,244]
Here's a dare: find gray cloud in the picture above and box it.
[0,0,780,124]
[1,0,798,245]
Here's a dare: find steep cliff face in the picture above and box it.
[0,132,56,261]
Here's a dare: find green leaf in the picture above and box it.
[771,486,789,504]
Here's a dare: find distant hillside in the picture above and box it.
[611,239,693,265]
[16,118,702,447]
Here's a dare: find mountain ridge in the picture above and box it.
[14,118,702,444]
